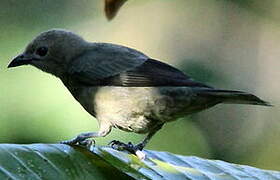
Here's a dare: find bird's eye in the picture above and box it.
[36,47,48,57]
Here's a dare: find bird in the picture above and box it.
[8,29,271,156]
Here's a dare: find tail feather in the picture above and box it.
[195,89,271,106]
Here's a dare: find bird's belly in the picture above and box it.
[92,87,158,133]
[91,86,195,133]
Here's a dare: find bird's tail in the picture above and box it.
[195,89,271,106]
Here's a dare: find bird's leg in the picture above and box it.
[60,124,111,147]
[109,124,163,154]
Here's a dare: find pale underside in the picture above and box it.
[75,86,218,134]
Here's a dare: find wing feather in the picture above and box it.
[68,43,148,84]
[68,43,210,88]
[104,59,212,88]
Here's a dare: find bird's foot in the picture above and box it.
[60,136,95,149]
[109,140,146,159]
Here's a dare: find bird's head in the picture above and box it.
[8,29,87,77]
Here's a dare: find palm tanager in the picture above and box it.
[8,29,271,156]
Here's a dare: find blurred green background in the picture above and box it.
[0,0,279,170]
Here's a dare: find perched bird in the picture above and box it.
[8,29,270,156]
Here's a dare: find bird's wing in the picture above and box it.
[103,59,212,87]
[68,43,211,88]
[68,43,148,85]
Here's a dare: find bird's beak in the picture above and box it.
[7,53,33,68]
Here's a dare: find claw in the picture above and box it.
[108,140,146,159]
[60,139,77,145]
[108,140,118,146]
[60,137,95,150]
[109,140,123,150]
[109,140,132,151]
[60,135,83,145]
[79,139,96,149]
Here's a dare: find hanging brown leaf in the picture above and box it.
[104,0,128,20]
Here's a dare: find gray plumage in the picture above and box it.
[8,29,271,153]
